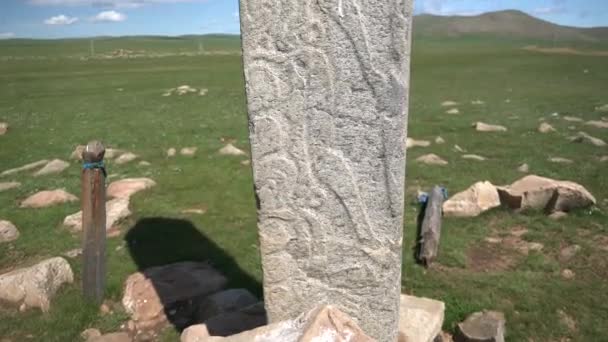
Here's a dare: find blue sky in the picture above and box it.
[0,0,607,39]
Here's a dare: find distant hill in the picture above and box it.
[413,10,608,42]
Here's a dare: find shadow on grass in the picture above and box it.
[124,217,262,332]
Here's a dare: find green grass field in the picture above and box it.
[0,35,607,341]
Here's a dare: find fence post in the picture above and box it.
[81,140,106,302]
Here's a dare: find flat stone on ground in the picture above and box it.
[517,163,529,173]
[114,153,138,165]
[407,138,431,149]
[20,189,78,208]
[0,220,19,243]
[443,181,500,217]
[585,120,608,129]
[33,159,70,177]
[571,131,606,146]
[107,178,156,199]
[64,198,131,232]
[218,144,246,156]
[455,311,505,342]
[473,122,507,132]
[441,101,459,107]
[1,160,49,177]
[417,154,448,166]
[167,148,176,157]
[538,122,556,133]
[398,294,445,342]
[446,108,460,114]
[561,269,575,279]
[0,181,21,192]
[548,157,573,164]
[181,147,198,156]
[462,154,486,161]
[435,136,445,144]
[122,261,227,332]
[0,122,7,135]
[563,116,583,122]
[0,257,73,312]
[70,145,86,160]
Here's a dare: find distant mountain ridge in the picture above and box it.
[413,10,608,42]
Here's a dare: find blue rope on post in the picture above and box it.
[83,161,106,178]
[417,186,448,204]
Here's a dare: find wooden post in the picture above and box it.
[416,186,445,266]
[81,141,106,302]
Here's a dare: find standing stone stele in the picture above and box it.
[239,1,413,341]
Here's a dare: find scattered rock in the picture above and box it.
[595,104,608,112]
[197,289,258,322]
[548,157,573,164]
[517,163,529,173]
[498,175,596,213]
[600,156,608,162]
[455,311,505,342]
[183,305,373,342]
[176,85,198,95]
[435,136,445,144]
[70,145,86,160]
[199,88,209,96]
[181,206,208,215]
[81,328,102,341]
[0,220,19,243]
[557,310,577,332]
[441,101,459,107]
[406,138,431,148]
[446,108,460,115]
[484,237,502,244]
[63,248,83,258]
[107,178,156,199]
[114,153,138,165]
[416,154,448,166]
[64,198,131,232]
[218,144,246,156]
[462,154,486,161]
[138,161,151,167]
[167,148,177,157]
[122,261,227,332]
[563,116,583,122]
[0,257,73,312]
[20,189,78,208]
[585,120,608,129]
[240,160,251,166]
[88,332,131,342]
[471,100,484,105]
[180,147,198,156]
[443,181,501,217]
[454,145,465,153]
[538,122,556,133]
[473,122,507,132]
[399,294,445,342]
[33,159,70,177]
[571,131,606,147]
[0,181,20,192]
[559,245,581,263]
[561,269,575,279]
[0,122,7,135]
[549,211,568,220]
[1,160,49,177]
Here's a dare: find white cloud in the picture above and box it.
[29,0,206,9]
[0,32,15,39]
[44,14,79,25]
[93,10,127,22]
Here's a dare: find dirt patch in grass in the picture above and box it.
[467,243,519,272]
[522,45,608,57]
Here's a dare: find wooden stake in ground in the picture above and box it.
[81,140,106,302]
[416,186,446,266]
